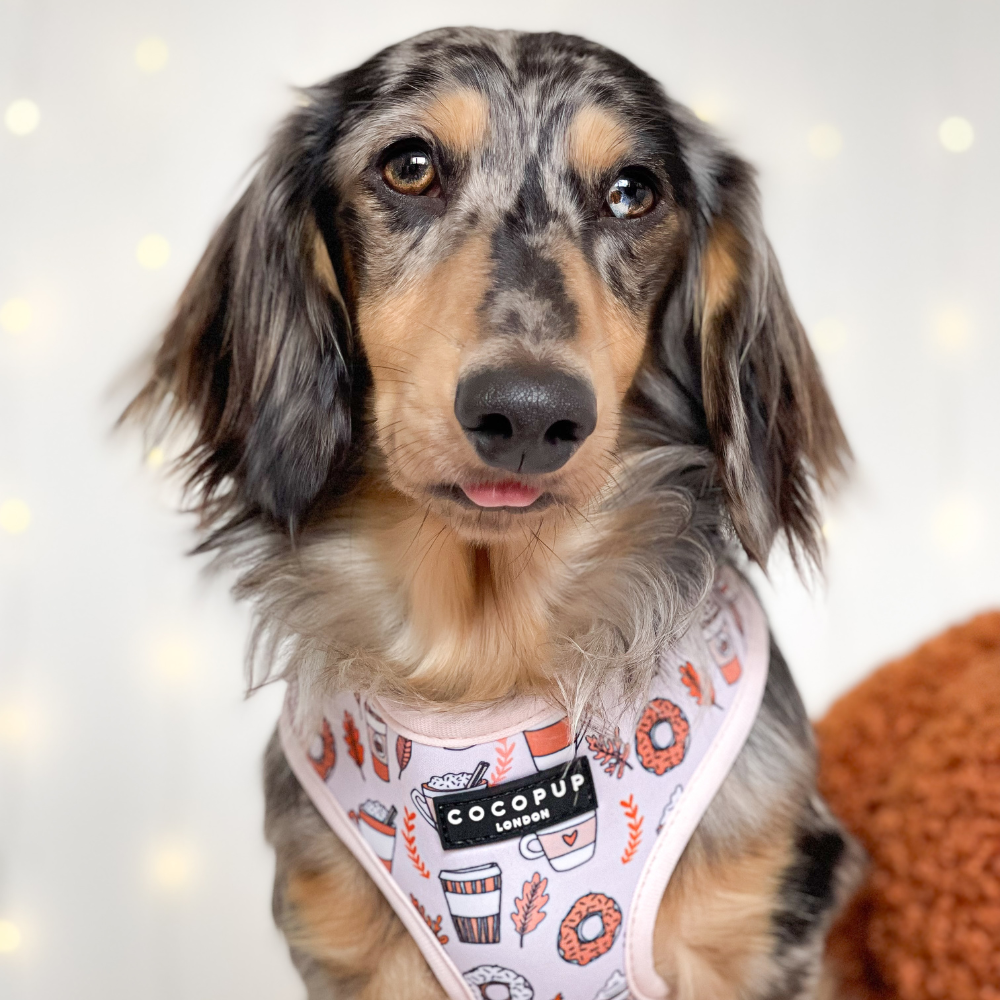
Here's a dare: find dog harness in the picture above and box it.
[279,567,769,1000]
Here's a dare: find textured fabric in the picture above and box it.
[280,567,770,1000]
[818,611,1000,1000]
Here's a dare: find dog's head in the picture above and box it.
[131,28,846,567]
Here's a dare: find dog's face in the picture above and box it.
[330,39,691,538]
[132,29,846,566]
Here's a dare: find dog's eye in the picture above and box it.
[606,172,656,219]
[382,145,438,196]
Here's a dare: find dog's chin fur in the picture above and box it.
[235,439,725,735]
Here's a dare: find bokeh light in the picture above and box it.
[0,297,33,334]
[135,36,170,74]
[691,96,724,124]
[0,920,22,953]
[0,498,32,535]
[0,703,31,744]
[4,99,40,136]
[938,116,974,153]
[931,495,983,555]
[811,317,849,356]
[136,233,171,270]
[930,305,972,354]
[149,843,196,891]
[807,123,842,159]
[146,446,166,469]
[152,637,196,681]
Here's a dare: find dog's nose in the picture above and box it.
[454,364,597,474]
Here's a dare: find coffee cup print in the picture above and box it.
[518,810,597,872]
[523,717,575,771]
[700,602,741,685]
[350,800,397,871]
[364,703,391,781]
[439,863,502,944]
[410,762,490,829]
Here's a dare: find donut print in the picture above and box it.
[635,698,689,775]
[463,964,534,1000]
[307,718,336,780]
[557,892,622,966]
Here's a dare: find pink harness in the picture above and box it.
[279,568,768,1000]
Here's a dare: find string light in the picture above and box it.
[930,306,972,354]
[135,37,170,74]
[811,317,849,356]
[807,123,842,159]
[931,495,982,554]
[0,298,32,334]
[149,843,195,891]
[0,920,22,953]
[0,498,32,535]
[4,99,40,136]
[939,116,974,153]
[136,233,171,270]
[0,703,31,743]
[152,637,196,682]
[691,96,724,125]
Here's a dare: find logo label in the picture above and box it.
[434,757,597,851]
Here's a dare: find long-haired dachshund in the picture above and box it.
[126,27,864,1000]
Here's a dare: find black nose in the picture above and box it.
[454,363,597,474]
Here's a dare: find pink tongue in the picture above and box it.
[462,481,543,508]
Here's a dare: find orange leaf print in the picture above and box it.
[511,872,549,947]
[401,807,431,879]
[620,794,644,864]
[489,736,515,785]
[410,893,449,945]
[681,662,714,706]
[343,710,365,779]
[396,735,412,776]
[586,728,632,778]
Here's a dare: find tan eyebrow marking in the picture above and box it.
[423,88,490,155]
[566,105,632,176]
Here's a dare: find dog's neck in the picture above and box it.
[359,484,581,705]
[246,449,723,724]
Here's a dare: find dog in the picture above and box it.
[125,27,865,1000]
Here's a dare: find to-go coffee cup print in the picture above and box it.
[699,599,742,685]
[439,863,503,944]
[518,810,597,871]
[523,717,576,771]
[410,761,491,829]
[364,702,391,781]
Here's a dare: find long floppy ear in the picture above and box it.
[695,153,849,568]
[123,84,360,537]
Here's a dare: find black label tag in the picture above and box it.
[434,757,597,851]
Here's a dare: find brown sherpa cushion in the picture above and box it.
[816,611,1000,1000]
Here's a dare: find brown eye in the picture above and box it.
[606,173,656,218]
[382,146,437,195]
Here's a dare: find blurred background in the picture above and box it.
[1,1,997,996]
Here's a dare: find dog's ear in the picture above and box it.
[124,87,359,536]
[687,152,849,568]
